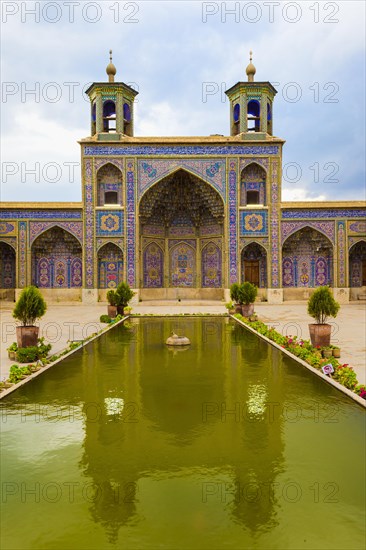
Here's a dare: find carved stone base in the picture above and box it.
[333,288,349,304]
[82,289,98,304]
[267,289,283,304]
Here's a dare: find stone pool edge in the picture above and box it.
[230,314,366,408]
[0,316,129,400]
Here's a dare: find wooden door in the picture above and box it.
[244,261,259,286]
[362,259,366,286]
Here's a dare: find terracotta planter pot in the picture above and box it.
[322,349,333,358]
[241,304,254,318]
[332,348,341,358]
[308,324,331,348]
[16,326,39,348]
[8,351,17,361]
[108,305,117,318]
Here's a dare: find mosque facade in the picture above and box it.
[1,54,365,303]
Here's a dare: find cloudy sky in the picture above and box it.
[1,0,365,202]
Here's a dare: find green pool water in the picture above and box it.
[1,317,365,550]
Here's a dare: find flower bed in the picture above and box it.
[232,313,366,399]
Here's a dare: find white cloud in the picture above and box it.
[0,0,364,201]
[1,106,82,201]
[282,188,326,202]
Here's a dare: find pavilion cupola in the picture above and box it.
[225,51,277,138]
[85,50,138,140]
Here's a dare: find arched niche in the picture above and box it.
[139,169,224,289]
[31,226,82,288]
[0,241,16,298]
[349,240,366,287]
[98,242,123,289]
[282,227,333,288]
[96,163,123,207]
[241,242,267,287]
[240,163,267,206]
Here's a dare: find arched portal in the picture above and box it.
[349,241,366,287]
[240,163,266,206]
[282,227,333,287]
[31,227,82,288]
[0,242,16,299]
[98,243,123,289]
[139,169,224,291]
[241,243,267,287]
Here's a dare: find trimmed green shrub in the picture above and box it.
[13,285,47,326]
[106,290,117,306]
[307,286,340,324]
[115,282,135,308]
[237,282,258,305]
[230,283,240,303]
[100,315,112,324]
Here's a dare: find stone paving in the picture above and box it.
[1,300,365,384]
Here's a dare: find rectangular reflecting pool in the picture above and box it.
[1,317,365,549]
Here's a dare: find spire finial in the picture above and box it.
[106,49,117,83]
[246,50,256,82]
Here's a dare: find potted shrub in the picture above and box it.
[115,282,135,315]
[13,286,47,348]
[322,347,333,359]
[106,290,117,318]
[230,283,242,313]
[237,282,258,317]
[7,342,18,361]
[307,286,340,348]
[225,301,236,314]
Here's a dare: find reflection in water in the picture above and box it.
[1,318,365,549]
[79,318,285,541]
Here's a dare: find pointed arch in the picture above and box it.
[170,241,196,288]
[282,227,333,288]
[96,162,123,206]
[97,242,123,289]
[95,159,124,173]
[241,242,267,287]
[0,241,16,290]
[201,241,222,288]
[96,240,123,252]
[0,238,16,252]
[240,162,267,206]
[143,241,164,288]
[29,223,82,246]
[31,226,82,288]
[282,223,334,247]
[349,239,366,287]
[139,169,224,226]
[139,169,224,290]
[138,166,225,207]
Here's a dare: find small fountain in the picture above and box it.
[165,332,190,347]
